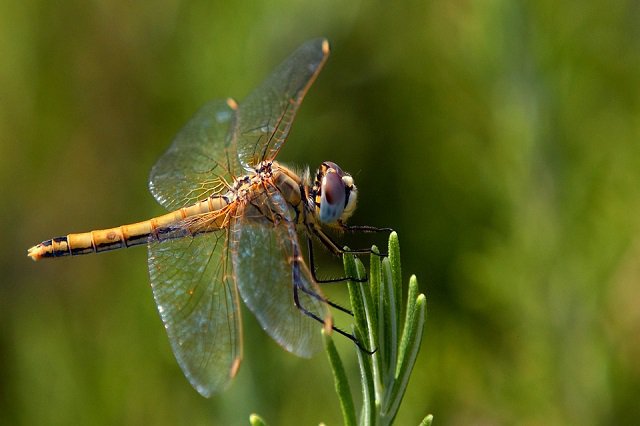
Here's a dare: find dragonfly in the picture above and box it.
[28,38,387,397]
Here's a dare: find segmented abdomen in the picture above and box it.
[27,196,229,261]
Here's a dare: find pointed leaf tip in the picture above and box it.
[419,414,434,426]
[249,413,268,426]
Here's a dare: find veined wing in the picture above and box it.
[148,224,242,397]
[230,185,330,357]
[231,38,329,170]
[149,99,239,210]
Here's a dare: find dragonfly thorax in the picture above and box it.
[313,161,358,224]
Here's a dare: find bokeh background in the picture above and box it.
[2,1,639,424]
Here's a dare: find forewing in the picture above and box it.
[230,188,329,357]
[231,38,329,169]
[148,227,241,397]
[149,99,239,210]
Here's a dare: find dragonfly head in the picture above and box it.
[316,161,358,224]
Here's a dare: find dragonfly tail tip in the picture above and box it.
[27,244,43,261]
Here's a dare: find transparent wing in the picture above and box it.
[149,99,239,210]
[230,186,330,357]
[231,38,329,170]
[148,226,242,397]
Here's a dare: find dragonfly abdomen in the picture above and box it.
[27,196,230,261]
[27,223,154,260]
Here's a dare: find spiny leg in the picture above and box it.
[289,242,372,352]
[338,222,394,256]
[292,236,353,316]
[339,223,394,233]
[292,279,373,354]
[307,236,367,284]
[308,225,389,284]
[295,268,354,316]
[315,224,390,257]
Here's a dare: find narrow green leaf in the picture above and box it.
[361,247,378,350]
[368,247,384,402]
[385,285,426,419]
[344,251,367,338]
[397,275,421,375]
[323,329,357,426]
[249,413,268,426]
[388,232,403,326]
[381,257,398,388]
[369,245,381,327]
[349,255,381,422]
[354,327,375,426]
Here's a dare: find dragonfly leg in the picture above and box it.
[307,237,367,284]
[291,237,353,317]
[338,222,394,234]
[311,225,386,267]
[292,280,373,354]
[341,247,387,257]
[337,222,394,256]
[297,264,354,316]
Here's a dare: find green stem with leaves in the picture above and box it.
[324,232,430,426]
[251,232,430,426]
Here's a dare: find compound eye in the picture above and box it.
[323,161,343,176]
[319,170,346,223]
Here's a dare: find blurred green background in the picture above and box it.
[2,0,639,424]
